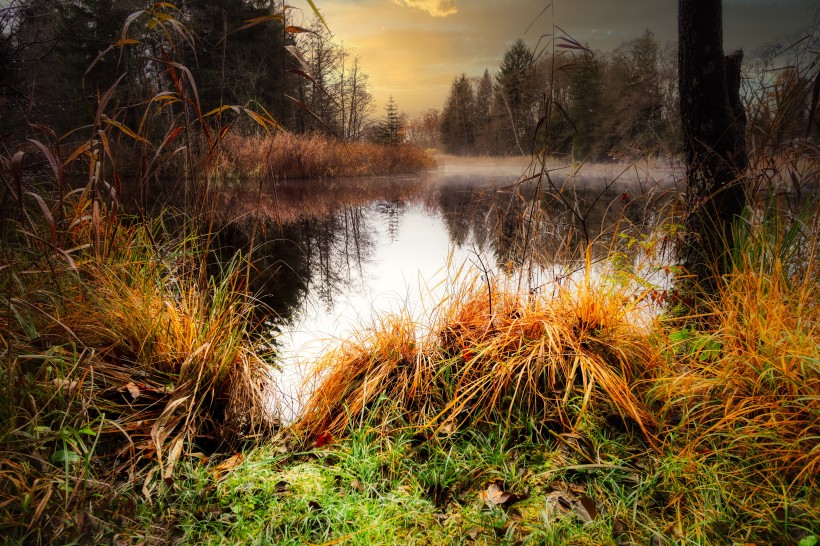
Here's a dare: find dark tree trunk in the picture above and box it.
[678,0,747,292]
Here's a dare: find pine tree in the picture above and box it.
[440,74,476,155]
[186,0,290,122]
[496,39,535,154]
[376,95,404,145]
[474,69,495,154]
[568,51,603,161]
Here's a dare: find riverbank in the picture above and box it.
[1,154,818,544]
[135,214,819,543]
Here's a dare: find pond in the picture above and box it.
[213,156,681,421]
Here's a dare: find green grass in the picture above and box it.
[148,402,820,545]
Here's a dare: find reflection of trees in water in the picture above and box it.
[214,205,377,323]
[374,200,407,242]
[309,205,374,309]
[434,175,670,270]
[212,176,427,322]
[212,172,670,328]
[215,176,429,225]
[211,221,310,325]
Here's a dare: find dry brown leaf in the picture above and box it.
[163,435,185,483]
[574,494,598,522]
[481,483,509,506]
[481,483,525,508]
[210,453,244,481]
[124,382,140,400]
[545,490,573,515]
[507,507,523,522]
[53,378,78,391]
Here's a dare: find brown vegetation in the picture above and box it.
[214,132,436,180]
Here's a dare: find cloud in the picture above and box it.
[392,0,458,17]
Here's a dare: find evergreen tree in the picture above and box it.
[44,0,142,132]
[567,51,604,160]
[440,74,476,155]
[375,95,404,145]
[496,39,535,154]
[607,30,665,155]
[185,0,290,119]
[473,69,495,154]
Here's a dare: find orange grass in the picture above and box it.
[296,265,661,446]
[215,132,436,179]
[1,189,273,536]
[652,204,820,487]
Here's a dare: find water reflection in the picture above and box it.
[212,162,678,419]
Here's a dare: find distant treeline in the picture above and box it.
[406,29,818,160]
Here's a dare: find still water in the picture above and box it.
[215,157,679,420]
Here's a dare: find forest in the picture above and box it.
[1,1,819,545]
[414,32,817,160]
[2,0,374,138]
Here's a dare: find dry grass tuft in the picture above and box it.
[0,188,273,538]
[653,204,820,488]
[296,263,660,445]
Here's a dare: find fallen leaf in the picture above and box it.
[480,483,525,508]
[438,422,455,435]
[216,453,243,471]
[612,516,627,537]
[124,382,140,400]
[574,494,598,522]
[482,483,508,506]
[53,378,78,391]
[274,480,290,494]
[545,490,573,516]
[507,507,523,522]
[314,432,333,447]
[210,453,243,480]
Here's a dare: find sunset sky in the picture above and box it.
[303,0,818,116]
